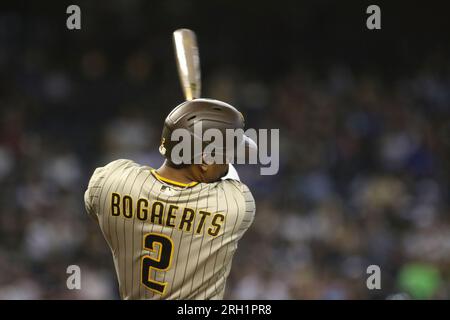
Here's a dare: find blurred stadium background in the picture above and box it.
[0,0,449,299]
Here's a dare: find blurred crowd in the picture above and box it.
[0,1,449,299]
[226,65,450,299]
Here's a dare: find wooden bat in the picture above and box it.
[172,29,201,100]
[172,28,241,180]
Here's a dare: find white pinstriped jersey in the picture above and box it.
[84,159,255,300]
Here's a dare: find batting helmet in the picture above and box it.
[159,98,257,166]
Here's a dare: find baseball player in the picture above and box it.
[84,98,256,299]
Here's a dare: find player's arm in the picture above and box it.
[84,166,107,222]
[226,180,255,239]
[238,182,255,231]
[84,158,137,221]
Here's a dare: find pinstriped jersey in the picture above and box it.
[84,159,255,300]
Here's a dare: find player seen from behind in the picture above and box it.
[84,98,257,299]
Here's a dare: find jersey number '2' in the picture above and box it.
[141,233,174,295]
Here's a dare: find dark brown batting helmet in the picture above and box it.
[159,98,257,166]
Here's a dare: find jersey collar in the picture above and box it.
[151,169,199,188]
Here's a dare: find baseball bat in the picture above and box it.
[172,28,241,180]
[172,29,201,100]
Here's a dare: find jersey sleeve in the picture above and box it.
[224,180,256,238]
[84,166,106,220]
[84,159,134,220]
[238,182,256,232]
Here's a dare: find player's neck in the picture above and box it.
[156,162,198,184]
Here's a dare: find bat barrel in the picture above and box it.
[173,29,201,100]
